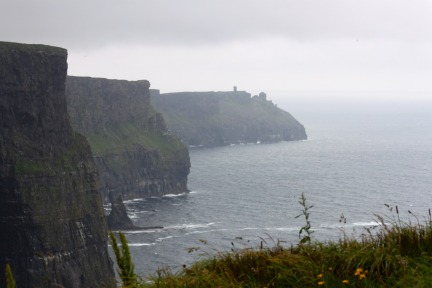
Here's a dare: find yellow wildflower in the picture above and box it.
[342,279,349,284]
[354,268,363,276]
[318,281,325,286]
[317,273,323,279]
[359,273,366,280]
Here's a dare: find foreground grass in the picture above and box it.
[113,202,432,287]
[141,228,432,287]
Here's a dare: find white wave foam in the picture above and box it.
[119,229,161,234]
[240,227,260,231]
[156,236,175,242]
[128,213,139,219]
[185,230,209,235]
[123,198,146,204]
[353,222,380,227]
[317,222,383,229]
[240,227,299,232]
[167,222,215,230]
[163,192,188,198]
[318,223,345,229]
[273,227,301,232]
[185,228,229,236]
[128,243,156,247]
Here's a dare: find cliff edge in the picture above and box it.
[0,42,114,287]
[66,77,190,201]
[151,90,307,147]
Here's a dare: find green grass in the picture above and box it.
[85,123,185,159]
[111,199,432,288]
[5,263,16,288]
[14,132,92,176]
[14,158,47,175]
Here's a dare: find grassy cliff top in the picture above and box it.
[86,123,185,159]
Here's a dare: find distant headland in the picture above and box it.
[151,88,307,148]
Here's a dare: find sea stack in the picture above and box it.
[0,42,115,287]
[107,193,136,230]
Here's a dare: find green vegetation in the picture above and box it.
[13,134,88,176]
[86,123,184,159]
[295,192,314,244]
[14,158,45,175]
[5,264,16,288]
[14,157,53,175]
[152,91,307,146]
[110,232,140,287]
[111,197,432,287]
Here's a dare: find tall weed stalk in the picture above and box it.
[295,192,314,244]
[110,231,141,287]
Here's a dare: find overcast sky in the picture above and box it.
[1,0,432,101]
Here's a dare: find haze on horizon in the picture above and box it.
[1,0,432,102]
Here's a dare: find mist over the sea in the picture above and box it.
[112,92,432,276]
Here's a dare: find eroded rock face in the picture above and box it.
[107,194,135,230]
[66,77,190,201]
[106,193,163,231]
[151,90,308,147]
[0,42,115,288]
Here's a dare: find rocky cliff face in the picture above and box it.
[0,42,114,287]
[66,77,190,201]
[151,90,307,147]
[106,194,136,231]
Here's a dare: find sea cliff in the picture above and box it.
[0,42,114,287]
[66,77,190,201]
[151,90,307,147]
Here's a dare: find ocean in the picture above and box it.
[109,93,432,277]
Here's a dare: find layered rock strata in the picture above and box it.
[0,42,114,287]
[66,77,190,201]
[151,90,307,147]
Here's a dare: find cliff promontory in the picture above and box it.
[151,90,307,147]
[66,77,190,201]
[0,42,114,287]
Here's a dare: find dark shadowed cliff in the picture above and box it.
[66,77,190,201]
[0,42,114,287]
[151,90,307,147]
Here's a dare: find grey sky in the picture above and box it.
[2,0,432,100]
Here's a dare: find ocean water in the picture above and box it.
[111,95,432,277]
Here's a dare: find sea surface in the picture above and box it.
[109,93,432,277]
